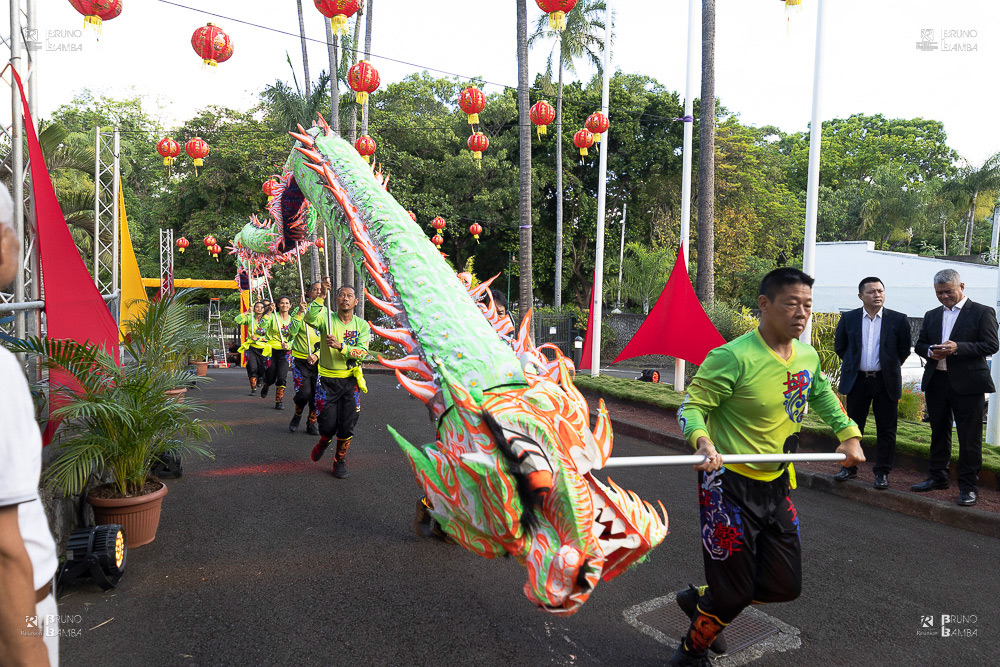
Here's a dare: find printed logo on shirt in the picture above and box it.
[783,369,812,423]
[343,330,360,346]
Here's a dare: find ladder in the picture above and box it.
[207,298,228,368]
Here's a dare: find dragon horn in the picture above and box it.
[314,113,332,136]
[290,125,314,147]
[379,354,434,381]
[294,146,325,165]
[365,287,401,318]
[370,322,416,353]
[514,308,534,356]
[365,263,396,300]
[592,399,613,467]
[395,368,436,404]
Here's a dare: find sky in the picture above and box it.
[13,0,1000,166]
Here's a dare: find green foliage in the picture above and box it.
[810,312,842,389]
[123,289,211,373]
[702,300,758,342]
[898,382,925,422]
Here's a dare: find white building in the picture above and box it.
[813,241,999,317]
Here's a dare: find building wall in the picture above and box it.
[813,241,999,317]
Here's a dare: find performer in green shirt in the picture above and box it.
[288,281,323,435]
[259,296,294,410]
[670,268,865,667]
[234,300,270,395]
[303,281,371,479]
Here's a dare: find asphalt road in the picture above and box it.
[58,369,998,666]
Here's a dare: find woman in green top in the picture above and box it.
[260,296,294,409]
[235,300,269,395]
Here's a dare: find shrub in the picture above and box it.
[810,312,842,389]
[703,300,759,342]
[898,381,925,421]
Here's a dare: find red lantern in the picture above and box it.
[431,234,444,249]
[186,137,210,176]
[191,23,233,68]
[469,223,483,243]
[573,128,595,159]
[530,100,556,140]
[535,0,579,32]
[408,210,417,222]
[348,60,380,105]
[204,235,216,250]
[467,132,489,167]
[68,0,122,29]
[211,243,222,261]
[431,216,447,239]
[458,87,486,126]
[156,137,180,176]
[314,0,361,35]
[354,135,376,163]
[315,237,325,253]
[176,237,189,254]
[585,111,610,144]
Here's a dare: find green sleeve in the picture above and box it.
[342,320,370,361]
[677,347,739,448]
[287,315,303,339]
[304,299,328,334]
[234,312,252,326]
[808,369,862,442]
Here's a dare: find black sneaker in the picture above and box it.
[306,421,319,436]
[676,585,727,654]
[288,413,302,432]
[669,639,711,667]
[332,460,349,479]
[311,439,329,462]
[249,386,257,396]
[275,401,284,410]
[260,384,270,399]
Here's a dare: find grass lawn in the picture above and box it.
[575,374,1000,475]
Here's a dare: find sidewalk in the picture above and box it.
[583,390,1000,541]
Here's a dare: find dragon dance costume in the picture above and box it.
[675,328,860,663]
[303,297,371,478]
[234,311,271,394]
[260,312,294,409]
[288,304,323,435]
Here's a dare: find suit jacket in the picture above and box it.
[834,307,912,400]
[914,299,999,394]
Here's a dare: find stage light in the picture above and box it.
[638,369,660,384]
[58,525,127,592]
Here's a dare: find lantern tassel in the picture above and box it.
[548,11,567,32]
[467,113,479,126]
[579,148,588,157]
[332,16,349,35]
[356,91,369,105]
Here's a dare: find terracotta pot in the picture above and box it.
[88,481,168,548]
[191,361,209,377]
[165,387,188,403]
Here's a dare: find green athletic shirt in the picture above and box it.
[263,313,294,351]
[289,310,321,361]
[678,328,861,483]
[303,298,371,378]
[234,312,269,350]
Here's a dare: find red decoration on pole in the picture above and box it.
[176,237,189,254]
[191,23,233,67]
[469,223,483,242]
[315,237,325,253]
[354,134,376,163]
[573,128,595,159]
[210,243,222,261]
[612,245,726,365]
[585,111,610,144]
[530,100,555,140]
[431,234,444,249]
[314,0,361,35]
[348,60,380,105]
[535,0,579,32]
[458,87,486,126]
[156,137,180,176]
[68,0,122,31]
[467,132,489,167]
[185,137,210,176]
[431,216,447,239]
[408,210,417,222]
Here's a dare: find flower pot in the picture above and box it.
[88,481,168,548]
[165,387,188,403]
[191,360,209,377]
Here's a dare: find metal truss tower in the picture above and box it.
[93,127,120,297]
[159,228,174,295]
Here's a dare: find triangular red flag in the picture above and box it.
[578,271,596,371]
[613,245,725,366]
[11,68,120,444]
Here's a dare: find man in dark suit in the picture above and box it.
[834,277,912,489]
[912,269,999,507]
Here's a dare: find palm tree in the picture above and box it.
[529,1,607,310]
[615,243,672,314]
[295,0,312,97]
[942,152,1000,254]
[517,0,533,325]
[696,0,716,302]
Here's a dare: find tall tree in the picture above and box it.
[695,0,716,301]
[516,0,533,322]
[325,20,345,285]
[295,0,312,97]
[529,0,606,309]
[942,153,1000,254]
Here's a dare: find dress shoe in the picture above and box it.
[910,478,949,492]
[873,473,889,490]
[957,491,977,507]
[833,467,858,482]
[676,585,727,654]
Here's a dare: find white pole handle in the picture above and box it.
[602,453,847,468]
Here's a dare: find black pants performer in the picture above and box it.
[844,371,897,475]
[245,347,266,391]
[926,372,983,493]
[292,357,319,426]
[262,349,291,407]
[682,468,802,654]
[313,376,362,472]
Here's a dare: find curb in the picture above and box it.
[594,410,1000,541]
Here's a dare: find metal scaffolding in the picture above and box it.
[159,228,174,295]
[93,127,121,296]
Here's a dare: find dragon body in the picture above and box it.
[274,118,668,615]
